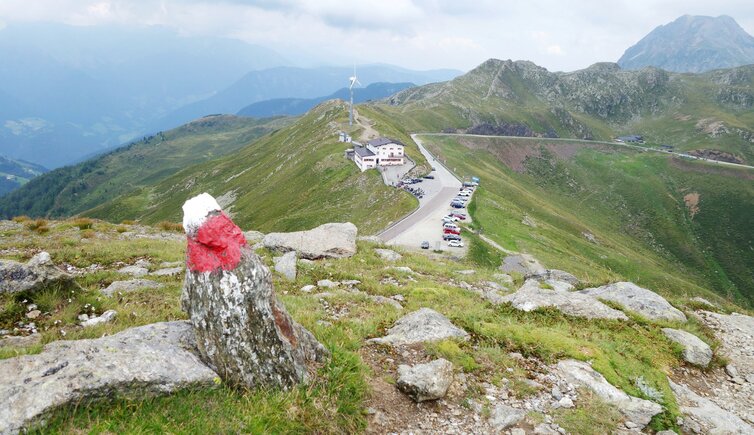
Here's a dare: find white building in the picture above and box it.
[353,146,377,171]
[365,137,405,166]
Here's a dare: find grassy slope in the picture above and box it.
[420,134,754,305]
[0,115,291,219]
[3,218,736,432]
[86,101,416,235]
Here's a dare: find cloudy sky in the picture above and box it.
[1,0,753,72]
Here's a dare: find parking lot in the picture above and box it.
[379,135,472,254]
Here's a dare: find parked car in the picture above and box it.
[450,201,465,208]
[451,213,467,220]
[443,223,459,230]
[423,175,435,179]
[443,234,462,241]
[442,216,458,223]
[421,241,430,249]
[453,197,468,203]
[458,191,471,197]
[448,240,464,248]
[443,228,461,235]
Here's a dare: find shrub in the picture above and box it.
[157,221,184,233]
[12,215,30,223]
[72,218,94,230]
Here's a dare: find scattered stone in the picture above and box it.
[670,379,754,434]
[690,297,717,308]
[501,279,628,320]
[180,193,328,389]
[392,294,405,302]
[558,397,574,408]
[456,269,476,275]
[78,313,89,322]
[300,285,316,293]
[499,254,546,275]
[510,428,526,435]
[341,280,361,286]
[493,273,514,285]
[273,251,297,281]
[725,364,739,378]
[243,230,265,244]
[101,279,163,297]
[160,261,183,268]
[370,295,403,310]
[0,333,42,348]
[488,403,525,430]
[0,321,218,435]
[118,265,149,277]
[551,386,563,400]
[134,259,151,268]
[582,231,597,243]
[578,282,687,322]
[745,374,754,384]
[396,358,454,402]
[390,266,414,274]
[731,376,745,385]
[80,310,117,327]
[317,279,339,288]
[662,328,713,367]
[150,267,183,276]
[656,431,677,435]
[521,214,537,227]
[0,252,76,295]
[368,308,469,346]
[374,248,402,262]
[263,222,357,259]
[557,359,662,428]
[25,310,41,319]
[624,421,638,429]
[528,269,579,286]
[533,423,559,434]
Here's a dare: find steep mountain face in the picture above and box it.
[382,58,754,163]
[0,116,291,219]
[237,82,415,118]
[0,156,47,196]
[618,15,754,73]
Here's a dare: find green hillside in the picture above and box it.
[376,59,754,164]
[0,115,291,219]
[85,101,417,235]
[419,134,754,305]
[0,156,47,196]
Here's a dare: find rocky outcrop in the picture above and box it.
[181,193,328,390]
[101,279,163,296]
[0,252,75,295]
[263,222,357,259]
[396,358,454,402]
[527,269,579,286]
[670,379,754,434]
[500,254,546,275]
[368,308,469,346]
[0,321,218,435]
[579,282,687,322]
[662,328,713,367]
[273,251,297,281]
[556,359,662,429]
[489,404,526,431]
[501,279,628,320]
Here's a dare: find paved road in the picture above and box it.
[417,132,754,171]
[379,135,465,251]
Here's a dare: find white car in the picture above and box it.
[442,216,458,223]
[458,191,471,197]
[443,223,459,230]
[448,240,464,248]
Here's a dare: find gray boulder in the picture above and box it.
[0,321,218,435]
[662,328,713,367]
[368,308,469,346]
[80,310,117,327]
[150,267,183,276]
[579,282,687,322]
[243,230,265,244]
[374,248,402,262]
[181,193,328,389]
[528,269,579,286]
[273,251,297,281]
[501,279,628,320]
[0,252,75,295]
[500,254,546,275]
[670,379,754,434]
[489,403,526,430]
[396,358,454,402]
[118,265,149,277]
[101,279,163,297]
[0,333,42,348]
[263,222,357,259]
[557,359,662,429]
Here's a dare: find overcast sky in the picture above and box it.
[1,0,753,72]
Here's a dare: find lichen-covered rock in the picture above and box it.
[368,308,469,346]
[181,193,328,390]
[273,251,297,281]
[670,379,754,434]
[0,252,75,295]
[263,222,357,259]
[489,403,526,430]
[501,279,628,320]
[499,254,546,275]
[527,269,579,286]
[397,358,454,402]
[579,282,687,322]
[662,328,713,367]
[0,321,218,435]
[557,359,662,429]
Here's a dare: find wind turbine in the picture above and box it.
[348,68,361,126]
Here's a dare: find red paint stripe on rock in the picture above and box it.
[187,213,247,273]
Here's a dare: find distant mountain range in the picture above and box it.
[0,23,461,169]
[236,82,415,118]
[0,156,47,196]
[618,15,754,73]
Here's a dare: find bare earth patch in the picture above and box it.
[683,193,700,219]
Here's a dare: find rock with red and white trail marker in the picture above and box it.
[180,193,328,389]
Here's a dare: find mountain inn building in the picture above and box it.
[349,137,405,172]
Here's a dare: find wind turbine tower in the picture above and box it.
[348,69,361,126]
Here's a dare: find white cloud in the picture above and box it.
[546,45,565,56]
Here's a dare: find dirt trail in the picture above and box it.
[353,108,380,142]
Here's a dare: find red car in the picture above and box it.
[451,213,467,220]
[443,228,461,235]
